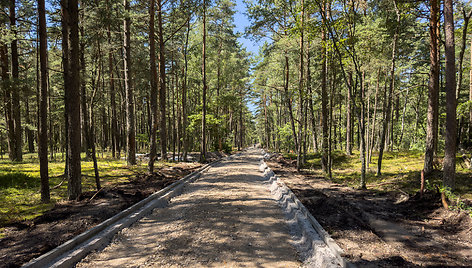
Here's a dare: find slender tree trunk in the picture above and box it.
[62,0,82,200]
[107,30,117,158]
[182,19,190,161]
[200,0,207,162]
[360,71,367,189]
[398,86,410,145]
[10,0,22,161]
[284,54,298,153]
[425,0,440,174]
[346,72,352,156]
[148,0,158,173]
[443,0,456,190]
[456,8,472,145]
[38,0,50,203]
[80,23,91,160]
[158,0,167,161]
[321,1,329,174]
[470,35,472,141]
[377,3,400,176]
[0,45,14,162]
[368,68,380,166]
[297,0,305,171]
[124,0,136,165]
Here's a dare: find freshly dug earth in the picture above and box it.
[267,156,472,267]
[0,162,201,268]
[77,149,300,268]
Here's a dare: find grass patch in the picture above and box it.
[0,152,167,226]
[300,150,472,199]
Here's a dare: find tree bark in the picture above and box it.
[124,0,136,165]
[297,0,305,171]
[470,35,472,141]
[443,0,457,190]
[320,0,329,174]
[377,2,400,176]
[38,0,50,203]
[425,0,440,174]
[182,19,190,161]
[158,0,167,161]
[10,0,22,162]
[346,72,352,156]
[0,44,14,162]
[200,0,207,162]
[148,0,158,173]
[62,0,82,200]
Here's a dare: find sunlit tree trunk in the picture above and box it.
[148,0,158,173]
[124,0,136,165]
[158,0,167,161]
[200,0,207,162]
[377,2,400,176]
[443,0,456,189]
[424,0,440,174]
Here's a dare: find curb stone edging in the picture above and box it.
[22,160,220,268]
[259,157,355,268]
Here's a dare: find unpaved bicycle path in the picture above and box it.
[77,149,300,267]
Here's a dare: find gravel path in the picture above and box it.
[77,149,300,267]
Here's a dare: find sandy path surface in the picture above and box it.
[77,149,300,267]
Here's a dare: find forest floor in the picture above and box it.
[267,152,472,267]
[0,152,225,268]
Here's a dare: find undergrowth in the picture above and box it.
[0,152,165,226]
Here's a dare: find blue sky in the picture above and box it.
[234,0,261,55]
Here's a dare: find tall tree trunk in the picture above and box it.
[10,0,22,162]
[320,1,329,174]
[107,30,117,158]
[148,0,158,173]
[124,0,136,165]
[470,35,472,141]
[0,44,14,162]
[200,0,207,162]
[182,19,190,161]
[368,68,380,166]
[158,0,167,161]
[297,0,305,171]
[456,8,472,145]
[377,2,400,176]
[25,100,34,153]
[38,0,50,203]
[62,0,82,200]
[360,71,367,189]
[425,0,440,174]
[443,0,457,190]
[284,54,298,153]
[346,72,352,156]
[80,23,91,160]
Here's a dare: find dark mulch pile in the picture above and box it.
[0,163,200,268]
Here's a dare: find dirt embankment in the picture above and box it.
[267,156,472,267]
[0,162,201,268]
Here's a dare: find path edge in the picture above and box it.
[259,153,355,268]
[22,159,220,268]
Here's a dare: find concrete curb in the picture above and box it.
[259,158,355,268]
[23,160,220,268]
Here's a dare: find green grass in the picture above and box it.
[285,150,472,199]
[0,152,168,226]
